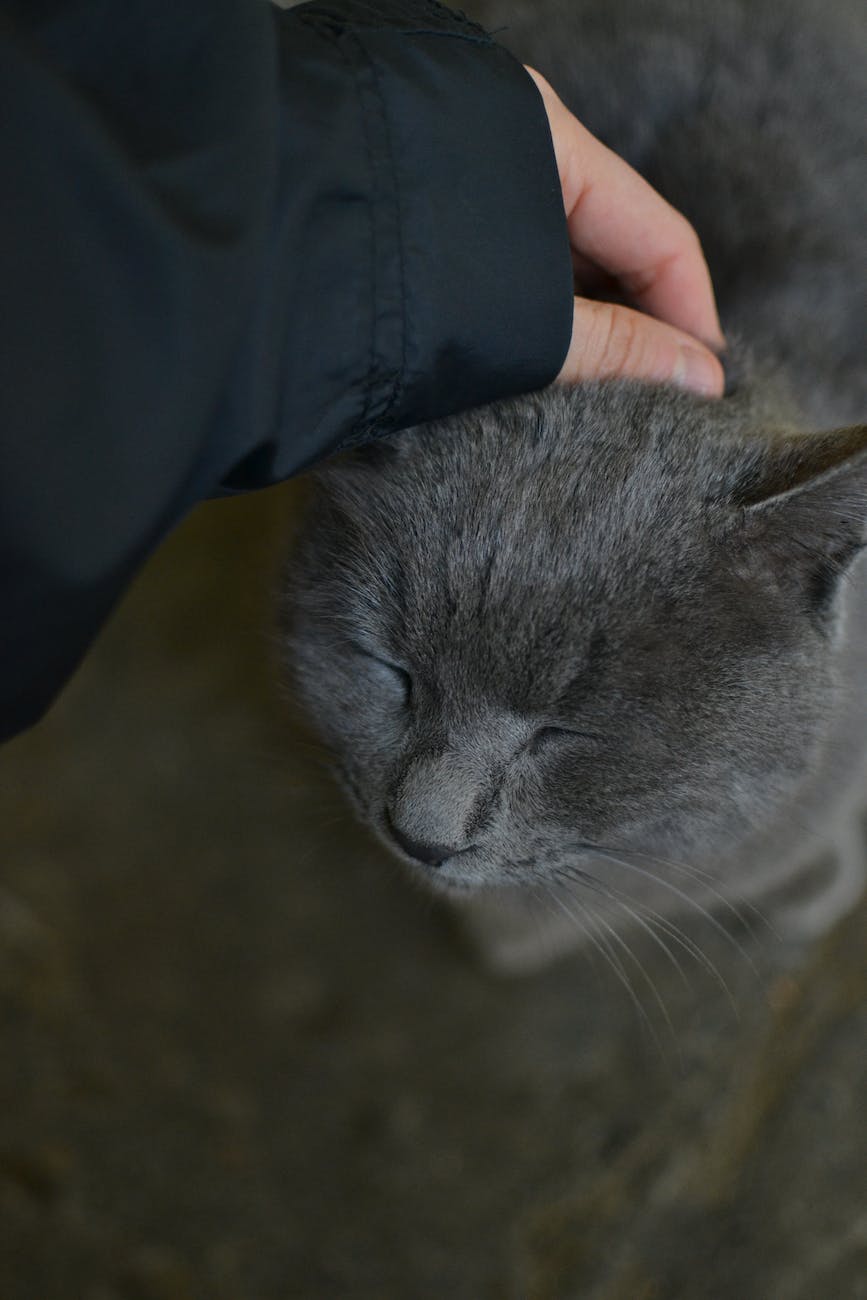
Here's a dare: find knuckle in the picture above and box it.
[597,305,642,376]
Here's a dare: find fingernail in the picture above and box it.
[673,345,723,397]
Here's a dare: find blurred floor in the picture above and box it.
[1,486,866,1300]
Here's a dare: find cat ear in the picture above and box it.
[732,424,867,620]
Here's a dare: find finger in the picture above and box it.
[557,297,725,395]
[526,68,725,352]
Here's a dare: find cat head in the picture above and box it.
[282,381,866,903]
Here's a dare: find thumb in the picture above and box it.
[558,298,725,396]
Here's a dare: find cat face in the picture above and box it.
[284,383,866,905]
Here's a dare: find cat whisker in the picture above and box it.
[634,903,739,1016]
[577,837,764,942]
[589,901,676,1053]
[554,865,690,990]
[557,864,740,1016]
[559,842,759,975]
[525,879,596,975]
[593,841,772,937]
[540,882,636,1003]
[553,869,684,1059]
[541,879,669,1058]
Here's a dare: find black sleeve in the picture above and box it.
[0,0,573,741]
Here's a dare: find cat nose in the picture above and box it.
[385,812,460,868]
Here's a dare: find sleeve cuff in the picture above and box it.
[251,0,574,477]
[347,10,575,439]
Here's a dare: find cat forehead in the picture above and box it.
[319,390,760,672]
[329,384,737,576]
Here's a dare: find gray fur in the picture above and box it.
[282,0,867,953]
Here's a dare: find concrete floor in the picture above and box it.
[1,485,866,1300]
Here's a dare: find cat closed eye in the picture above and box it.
[528,726,599,754]
[352,644,413,702]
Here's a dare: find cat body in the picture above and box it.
[284,0,867,969]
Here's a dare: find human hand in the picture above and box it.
[527,68,726,396]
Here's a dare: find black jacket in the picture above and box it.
[0,0,572,741]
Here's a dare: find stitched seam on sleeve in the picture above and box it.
[340,30,381,439]
[280,20,381,444]
[294,1,492,42]
[350,29,407,438]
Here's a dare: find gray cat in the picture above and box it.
[282,0,867,972]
